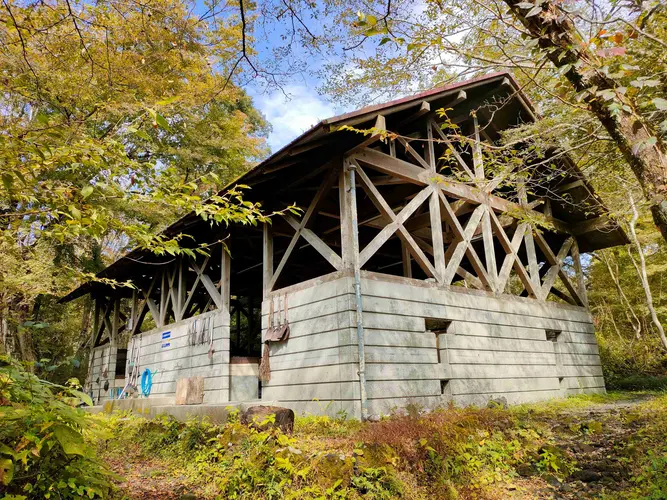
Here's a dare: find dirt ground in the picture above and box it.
[500,393,660,499]
[104,393,663,499]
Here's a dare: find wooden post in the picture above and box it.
[401,242,412,278]
[221,243,231,314]
[429,190,446,282]
[340,162,355,270]
[111,295,120,345]
[129,289,138,331]
[571,239,588,308]
[472,115,484,179]
[518,183,540,292]
[262,224,273,297]
[175,257,186,321]
[481,207,497,291]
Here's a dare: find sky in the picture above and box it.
[250,84,339,152]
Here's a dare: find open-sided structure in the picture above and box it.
[62,73,626,419]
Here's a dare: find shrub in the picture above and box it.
[0,355,114,499]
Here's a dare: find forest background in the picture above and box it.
[0,0,666,389]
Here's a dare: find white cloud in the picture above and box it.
[253,85,338,152]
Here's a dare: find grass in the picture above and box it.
[93,391,667,499]
[606,375,667,391]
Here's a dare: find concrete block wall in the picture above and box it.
[261,275,362,418]
[262,272,603,420]
[130,309,231,404]
[360,274,604,411]
[89,344,117,404]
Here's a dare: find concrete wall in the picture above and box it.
[262,272,604,419]
[129,309,231,404]
[89,344,118,404]
[360,273,604,414]
[261,274,362,418]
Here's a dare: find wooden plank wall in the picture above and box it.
[131,309,231,404]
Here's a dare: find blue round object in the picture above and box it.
[140,368,152,396]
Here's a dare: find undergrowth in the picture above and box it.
[92,391,666,499]
[97,403,577,499]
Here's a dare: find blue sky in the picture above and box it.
[235,6,354,153]
[249,83,340,152]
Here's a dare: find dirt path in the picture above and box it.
[524,394,656,499]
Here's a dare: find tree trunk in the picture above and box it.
[504,0,667,242]
[628,194,667,351]
[600,251,642,339]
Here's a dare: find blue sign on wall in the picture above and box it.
[161,331,171,340]
[161,342,170,349]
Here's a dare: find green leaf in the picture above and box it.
[653,98,667,111]
[0,458,14,485]
[155,113,171,131]
[53,424,86,456]
[69,389,93,407]
[379,37,391,46]
[81,185,93,199]
[156,96,180,106]
[2,173,14,192]
[366,14,377,26]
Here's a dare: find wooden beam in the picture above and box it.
[555,179,585,193]
[180,256,207,319]
[571,238,588,308]
[346,114,387,154]
[350,147,572,234]
[429,189,446,282]
[425,119,436,173]
[262,224,273,297]
[284,215,343,270]
[481,206,497,289]
[355,164,432,269]
[395,100,431,128]
[397,137,430,170]
[472,115,484,179]
[401,241,412,278]
[269,169,338,290]
[535,234,576,303]
[438,197,488,287]
[221,245,231,314]
[571,216,616,235]
[430,119,475,179]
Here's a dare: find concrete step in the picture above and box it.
[86,399,280,424]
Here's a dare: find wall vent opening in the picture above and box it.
[440,379,450,395]
[426,318,452,333]
[546,330,562,342]
[426,319,452,364]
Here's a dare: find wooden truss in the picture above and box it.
[91,250,231,347]
[329,112,589,307]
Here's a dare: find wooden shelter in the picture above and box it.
[62,72,626,419]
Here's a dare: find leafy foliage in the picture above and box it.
[0,0,272,365]
[0,355,114,498]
